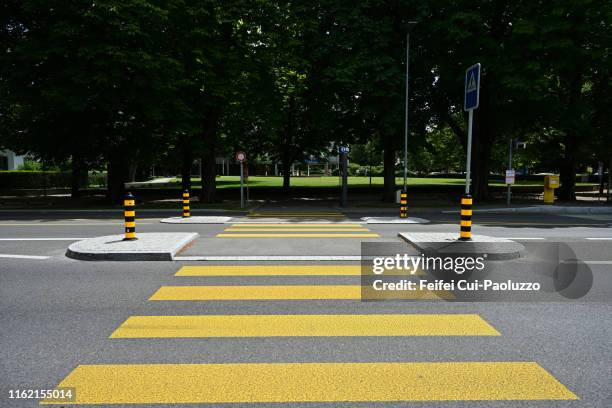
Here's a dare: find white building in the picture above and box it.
[0,150,25,170]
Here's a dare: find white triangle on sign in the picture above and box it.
[467,73,477,91]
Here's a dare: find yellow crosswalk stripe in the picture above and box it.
[232,223,362,227]
[175,265,425,276]
[42,362,578,404]
[110,314,500,338]
[216,233,380,237]
[224,228,370,231]
[249,215,345,218]
[149,285,451,300]
[249,211,344,216]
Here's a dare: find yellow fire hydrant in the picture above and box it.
[543,175,560,204]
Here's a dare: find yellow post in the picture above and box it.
[543,175,559,204]
[182,189,190,218]
[459,194,472,241]
[399,190,408,218]
[123,192,137,241]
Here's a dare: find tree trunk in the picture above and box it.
[282,160,291,192]
[382,133,396,202]
[201,148,217,203]
[181,145,192,192]
[471,132,493,201]
[70,156,82,199]
[200,108,221,203]
[558,131,577,201]
[106,154,127,202]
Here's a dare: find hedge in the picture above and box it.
[0,171,106,189]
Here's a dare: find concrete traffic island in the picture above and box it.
[66,233,198,261]
[160,216,231,224]
[362,216,429,224]
[398,232,525,260]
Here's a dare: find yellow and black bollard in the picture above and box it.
[182,189,190,218]
[399,190,408,218]
[459,194,472,240]
[123,192,137,241]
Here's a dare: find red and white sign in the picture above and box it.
[235,151,246,162]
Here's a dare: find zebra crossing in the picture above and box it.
[217,223,380,238]
[44,264,578,405]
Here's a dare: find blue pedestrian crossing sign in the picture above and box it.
[464,63,481,111]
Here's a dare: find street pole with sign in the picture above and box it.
[506,140,525,206]
[236,151,246,208]
[507,139,514,207]
[460,63,481,241]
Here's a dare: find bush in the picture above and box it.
[0,170,107,189]
[17,159,43,171]
[0,171,72,189]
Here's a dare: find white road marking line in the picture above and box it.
[504,237,546,240]
[0,238,85,241]
[0,254,50,260]
[586,238,612,240]
[173,255,362,261]
[0,223,152,226]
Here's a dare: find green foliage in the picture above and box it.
[1,0,609,200]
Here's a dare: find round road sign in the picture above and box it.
[235,151,246,162]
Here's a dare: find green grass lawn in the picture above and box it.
[160,176,594,189]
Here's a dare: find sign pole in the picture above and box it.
[464,108,474,195]
[240,162,244,209]
[460,63,480,241]
[507,139,513,207]
[236,151,246,209]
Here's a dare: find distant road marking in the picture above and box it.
[504,237,545,240]
[173,255,362,261]
[149,285,450,300]
[230,223,362,227]
[0,223,152,226]
[582,261,612,265]
[0,238,84,241]
[475,221,606,226]
[586,237,612,240]
[43,362,577,404]
[249,214,345,217]
[223,228,371,232]
[0,254,50,260]
[176,265,363,276]
[217,233,380,238]
[110,314,500,338]
[175,265,425,276]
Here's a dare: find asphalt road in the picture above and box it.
[1,208,611,407]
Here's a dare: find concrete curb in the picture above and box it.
[66,232,198,261]
[160,216,232,224]
[361,216,429,224]
[398,232,525,261]
[443,205,612,215]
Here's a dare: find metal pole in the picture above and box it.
[340,152,348,207]
[507,139,513,207]
[403,31,410,192]
[464,109,474,195]
[240,162,244,208]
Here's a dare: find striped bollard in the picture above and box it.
[123,192,137,241]
[399,190,408,218]
[182,189,190,218]
[459,194,472,241]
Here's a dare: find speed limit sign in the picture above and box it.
[235,151,246,162]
